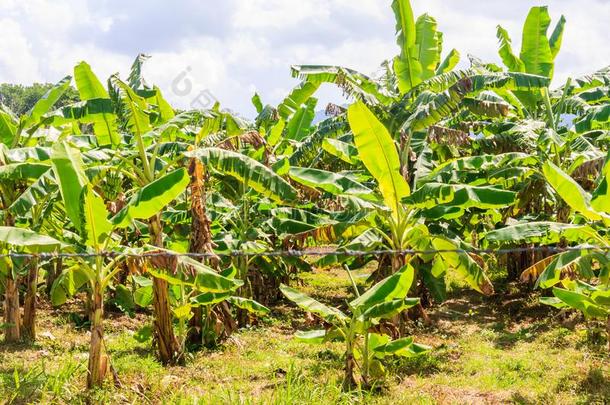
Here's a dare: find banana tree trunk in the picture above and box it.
[187,306,203,347]
[3,275,20,342]
[149,214,180,364]
[607,315,610,353]
[186,158,216,348]
[87,283,107,388]
[46,257,62,297]
[342,339,357,391]
[22,257,39,341]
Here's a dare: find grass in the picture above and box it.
[0,268,609,404]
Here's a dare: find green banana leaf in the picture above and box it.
[294,329,327,344]
[392,0,422,93]
[373,336,430,358]
[350,264,415,314]
[404,183,516,210]
[280,284,347,322]
[520,6,554,78]
[50,265,92,306]
[227,296,270,316]
[148,254,242,293]
[361,297,420,321]
[112,168,189,228]
[288,167,375,200]
[23,75,72,129]
[485,222,603,245]
[186,147,297,203]
[321,138,360,164]
[0,226,63,252]
[542,161,607,222]
[347,101,410,219]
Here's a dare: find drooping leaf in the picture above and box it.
[134,286,153,307]
[0,227,63,252]
[405,183,516,210]
[294,329,327,344]
[288,167,375,200]
[542,161,606,221]
[316,229,383,268]
[50,265,92,306]
[321,138,360,165]
[190,291,233,307]
[112,284,135,316]
[148,254,242,293]
[373,336,430,358]
[430,237,494,295]
[8,169,57,216]
[291,65,393,105]
[186,147,298,203]
[280,284,347,322]
[534,250,601,289]
[575,104,610,132]
[552,287,608,318]
[227,296,270,316]
[0,162,50,181]
[485,222,603,246]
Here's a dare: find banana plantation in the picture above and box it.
[1,1,609,403]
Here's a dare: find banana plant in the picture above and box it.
[146,262,269,349]
[62,55,194,365]
[281,264,428,390]
[0,75,72,149]
[128,250,258,354]
[484,155,610,288]
[496,6,565,81]
[288,0,460,104]
[48,140,190,387]
[0,227,62,342]
[0,77,73,342]
[391,0,460,95]
[184,146,298,316]
[541,280,610,351]
[0,149,52,342]
[49,140,120,388]
[315,102,496,301]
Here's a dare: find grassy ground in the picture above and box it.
[1,267,609,404]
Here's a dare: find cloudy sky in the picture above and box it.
[0,0,608,117]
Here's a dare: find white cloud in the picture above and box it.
[232,0,331,29]
[0,0,607,118]
[0,19,41,83]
